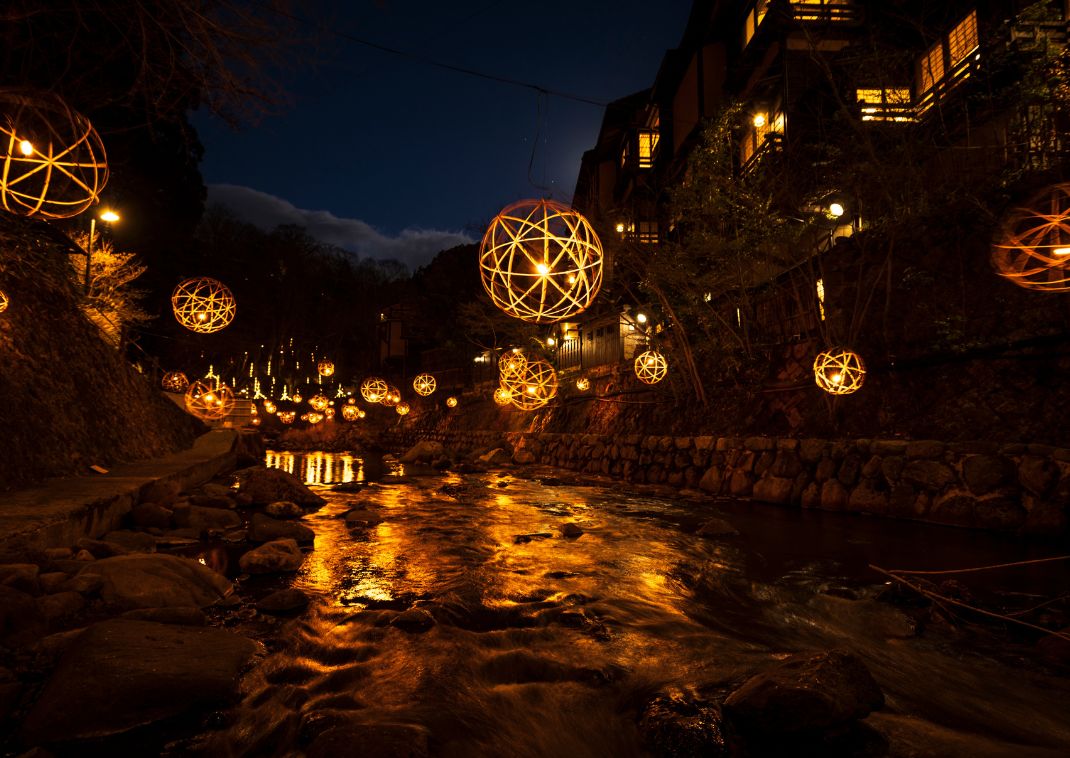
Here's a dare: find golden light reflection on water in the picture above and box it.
[265,450,362,485]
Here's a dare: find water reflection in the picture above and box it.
[265,450,361,484]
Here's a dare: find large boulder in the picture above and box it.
[239,539,304,574]
[399,440,445,464]
[248,513,315,545]
[639,688,732,758]
[172,504,242,532]
[76,554,233,611]
[232,466,327,508]
[21,619,261,744]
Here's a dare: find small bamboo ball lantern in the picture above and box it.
[171,277,236,334]
[278,411,296,425]
[0,289,8,313]
[263,400,277,415]
[308,412,324,425]
[992,184,1070,292]
[299,413,309,421]
[0,90,108,218]
[309,393,329,412]
[325,407,336,420]
[358,409,367,419]
[317,360,335,377]
[499,351,527,380]
[342,405,360,421]
[347,397,356,405]
[493,386,513,405]
[634,350,668,384]
[161,371,189,393]
[813,347,866,395]
[479,199,604,323]
[184,380,235,421]
[413,373,436,396]
[361,377,388,403]
[251,416,262,427]
[504,358,558,411]
[380,386,401,407]
[446,396,458,408]
[576,377,590,391]
[396,402,411,416]
[292,391,303,403]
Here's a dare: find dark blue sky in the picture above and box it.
[193,0,693,268]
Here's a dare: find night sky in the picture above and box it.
[193,0,693,271]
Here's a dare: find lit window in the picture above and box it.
[948,10,978,67]
[917,42,944,94]
[740,110,784,166]
[856,88,914,122]
[637,221,658,244]
[816,278,826,321]
[638,130,660,168]
[743,0,770,47]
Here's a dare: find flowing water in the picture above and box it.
[190,451,1070,757]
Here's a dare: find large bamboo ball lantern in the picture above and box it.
[309,393,329,412]
[413,373,436,396]
[184,381,235,421]
[263,400,277,415]
[396,402,411,416]
[317,360,335,377]
[0,289,8,313]
[380,386,401,407]
[479,199,603,323]
[634,350,668,384]
[992,184,1070,292]
[360,377,388,403]
[161,371,189,393]
[504,358,558,410]
[499,351,527,380]
[493,386,513,405]
[813,347,866,395]
[278,411,295,425]
[171,277,236,333]
[342,405,360,421]
[446,396,458,408]
[0,90,108,218]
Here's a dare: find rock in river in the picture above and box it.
[256,588,310,614]
[75,554,233,611]
[232,466,327,508]
[265,500,305,519]
[239,539,304,574]
[248,512,315,545]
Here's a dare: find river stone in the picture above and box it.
[76,554,233,610]
[696,518,739,538]
[265,500,305,519]
[837,455,862,487]
[962,455,1016,495]
[724,650,884,735]
[0,563,40,594]
[0,584,46,645]
[248,513,315,545]
[639,688,731,757]
[391,607,435,633]
[558,523,584,539]
[103,530,156,554]
[929,494,976,527]
[239,539,304,574]
[20,619,261,744]
[233,466,327,508]
[728,470,754,497]
[39,572,69,594]
[307,722,430,758]
[130,503,173,529]
[772,452,803,479]
[122,606,207,625]
[37,591,86,625]
[848,482,888,514]
[905,441,945,459]
[974,498,1026,531]
[752,476,793,505]
[513,448,537,465]
[901,460,956,490]
[1019,457,1059,497]
[189,493,236,510]
[344,508,384,528]
[256,588,310,614]
[820,479,849,510]
[172,504,242,532]
[399,440,445,464]
[478,448,511,465]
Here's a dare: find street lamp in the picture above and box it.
[86,208,120,292]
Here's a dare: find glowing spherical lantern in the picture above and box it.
[263,400,277,415]
[413,373,436,396]
[278,411,295,425]
[292,391,303,403]
[446,396,458,408]
[361,376,388,403]
[992,184,1070,291]
[0,90,108,218]
[342,405,360,421]
[171,277,236,334]
[161,371,189,393]
[380,386,401,407]
[634,350,668,385]
[576,377,590,391]
[325,407,336,420]
[479,199,603,323]
[813,347,866,395]
[503,358,558,410]
[0,289,8,313]
[347,397,356,405]
[358,409,366,419]
[493,386,513,405]
[317,360,335,377]
[396,402,410,416]
[499,351,527,379]
[251,416,262,427]
[308,393,329,412]
[307,412,324,425]
[184,381,235,421]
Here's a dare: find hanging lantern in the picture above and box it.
[446,396,459,408]
[308,412,324,425]
[634,350,668,385]
[360,376,388,403]
[171,277,236,334]
[380,386,401,407]
[493,386,513,405]
[347,397,356,405]
[184,380,235,421]
[160,371,189,393]
[263,400,276,415]
[0,90,108,218]
[292,391,303,404]
[813,347,866,395]
[0,289,8,313]
[413,373,437,396]
[479,199,604,323]
[499,351,527,379]
[358,409,366,419]
[992,183,1070,291]
[251,416,262,427]
[308,393,329,412]
[278,411,296,425]
[396,402,411,416]
[317,360,335,377]
[502,358,558,411]
[576,377,590,391]
[342,405,360,421]
[325,407,336,419]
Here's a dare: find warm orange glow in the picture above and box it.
[309,393,329,412]
[634,350,668,384]
[413,373,437,396]
[380,386,401,407]
[171,277,236,333]
[307,412,324,425]
[317,360,335,377]
[499,351,527,379]
[278,411,295,424]
[160,371,189,393]
[992,184,1070,291]
[446,396,458,408]
[99,209,120,223]
[500,358,557,410]
[813,347,866,395]
[396,402,410,416]
[752,113,766,128]
[263,400,276,414]
[184,380,235,421]
[17,140,32,156]
[292,391,303,403]
[342,405,360,421]
[493,386,513,405]
[576,377,590,391]
[360,376,388,403]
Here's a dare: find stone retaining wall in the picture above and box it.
[381,429,1070,536]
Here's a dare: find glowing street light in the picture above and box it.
[86,207,120,292]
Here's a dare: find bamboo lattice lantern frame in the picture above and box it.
[171,277,236,334]
[446,396,458,408]
[413,373,436,396]
[308,393,329,412]
[493,386,513,405]
[0,289,8,314]
[396,402,411,416]
[278,411,295,424]
[634,350,668,385]
[184,380,235,421]
[380,386,401,407]
[161,371,189,393]
[813,347,866,395]
[499,352,527,380]
[307,412,324,425]
[479,199,603,323]
[342,405,360,421]
[0,90,108,218]
[991,183,1070,291]
[317,360,335,377]
[575,377,590,391]
[263,400,276,415]
[503,358,558,410]
[360,377,388,403]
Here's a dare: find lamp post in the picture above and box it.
[85,208,120,292]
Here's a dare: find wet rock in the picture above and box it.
[102,530,156,553]
[265,500,305,519]
[140,479,180,505]
[232,466,327,508]
[256,588,310,614]
[901,460,956,490]
[399,440,445,464]
[728,470,754,497]
[189,493,235,509]
[122,606,207,626]
[0,563,40,594]
[36,591,85,625]
[513,449,537,465]
[820,479,849,510]
[306,722,430,758]
[249,513,315,545]
[390,608,436,633]
[74,549,95,561]
[752,476,793,505]
[76,554,233,610]
[343,508,384,528]
[905,441,945,459]
[848,482,889,514]
[239,539,304,574]
[172,504,242,532]
[61,572,102,595]
[332,481,364,493]
[639,688,731,758]
[962,455,1016,495]
[558,522,584,539]
[21,619,262,745]
[698,465,723,494]
[974,497,1026,531]
[202,483,234,499]
[38,571,69,594]
[75,537,124,558]
[696,518,739,538]
[725,650,883,736]
[478,448,511,465]
[930,494,976,527]
[514,532,553,544]
[1019,457,1059,497]
[43,547,72,561]
[0,584,45,644]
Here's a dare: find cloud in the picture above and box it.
[206,183,473,271]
